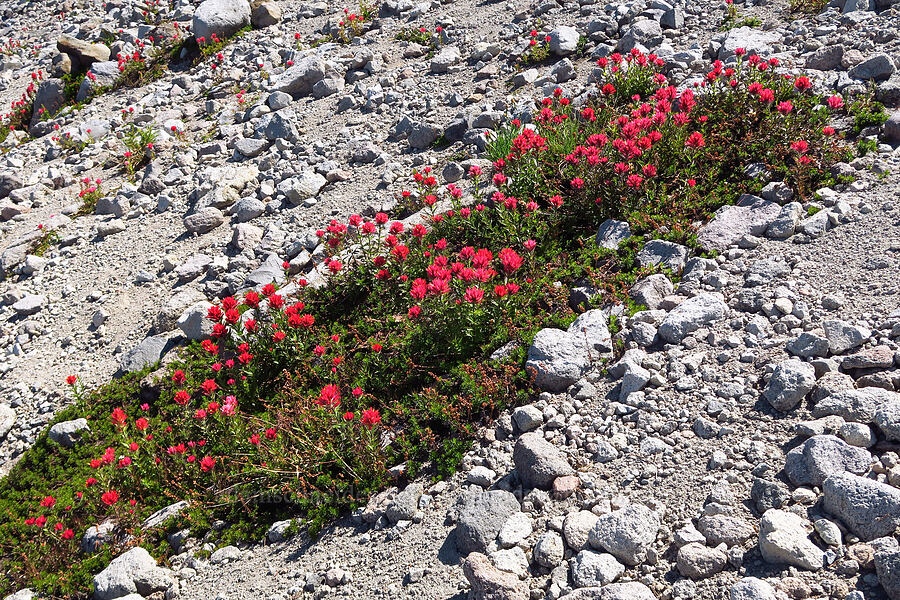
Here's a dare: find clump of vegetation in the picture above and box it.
[849,94,888,137]
[396,26,440,52]
[789,0,830,13]
[333,1,379,43]
[120,124,159,180]
[27,226,60,257]
[74,178,104,216]
[518,30,551,67]
[0,49,849,599]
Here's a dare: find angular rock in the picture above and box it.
[270,56,327,97]
[786,332,829,358]
[762,359,816,412]
[0,404,14,441]
[386,483,423,523]
[48,418,90,448]
[567,309,612,355]
[823,473,900,541]
[571,551,624,587]
[718,27,782,59]
[596,219,631,250]
[784,435,870,487]
[564,511,599,552]
[57,35,110,70]
[588,504,659,566]
[533,531,565,568]
[813,388,900,423]
[92,547,159,600]
[184,207,225,234]
[629,274,672,311]
[849,53,896,82]
[513,432,574,489]
[549,26,580,56]
[729,577,777,600]
[697,514,755,547]
[456,490,520,555]
[823,320,870,354]
[676,543,726,579]
[526,328,591,392]
[193,0,251,41]
[119,336,170,373]
[636,240,688,273]
[843,345,895,369]
[875,550,900,600]
[250,0,282,27]
[759,509,825,571]
[658,294,727,343]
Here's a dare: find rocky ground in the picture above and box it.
[2,0,900,597]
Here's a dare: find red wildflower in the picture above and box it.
[361,408,381,428]
[101,490,119,506]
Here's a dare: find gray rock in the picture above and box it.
[2,590,35,600]
[729,577,777,600]
[661,7,684,29]
[560,582,655,600]
[718,27,782,60]
[696,514,754,546]
[119,336,170,373]
[250,0,282,27]
[267,91,292,110]
[596,219,630,250]
[813,388,900,423]
[786,332,829,358]
[12,294,45,316]
[843,345,895,369]
[77,60,119,102]
[0,172,23,199]
[184,207,225,234]
[266,519,293,543]
[279,171,327,204]
[571,551,624,587]
[497,512,533,548]
[758,509,825,571]
[533,531,565,568]
[750,478,790,513]
[676,543,726,579]
[806,45,844,71]
[629,274,672,310]
[549,26,580,56]
[875,550,900,600]
[177,301,215,340]
[210,545,242,564]
[0,404,14,441]
[512,405,543,433]
[407,121,441,149]
[765,202,802,239]
[92,547,159,600]
[193,0,251,41]
[386,483,423,523]
[823,473,900,540]
[231,196,265,222]
[462,552,528,600]
[564,511,599,552]
[823,320,870,354]
[48,418,90,448]
[762,359,816,412]
[567,310,612,355]
[270,56,328,97]
[745,258,790,287]
[588,504,659,566]
[258,111,298,141]
[637,240,688,273]
[619,20,662,51]
[886,112,900,143]
[456,490,521,555]
[526,328,591,392]
[875,399,900,441]
[235,137,270,158]
[849,54,896,82]
[513,432,574,489]
[82,520,117,553]
[142,501,189,529]
[658,294,727,343]
[430,46,461,73]
[785,435,870,487]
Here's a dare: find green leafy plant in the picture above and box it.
[120,124,159,180]
[849,95,888,136]
[75,178,104,216]
[28,227,60,257]
[518,30,550,67]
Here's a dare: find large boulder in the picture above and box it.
[762,358,816,412]
[588,504,659,566]
[823,473,900,541]
[698,195,780,252]
[758,509,825,571]
[513,432,574,489]
[658,294,727,343]
[718,27,782,59]
[48,418,90,448]
[0,404,14,441]
[526,328,591,392]
[57,35,110,71]
[784,435,870,487]
[269,56,329,97]
[193,0,251,41]
[93,547,173,600]
[455,490,520,555]
[250,0,282,27]
[29,79,66,130]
